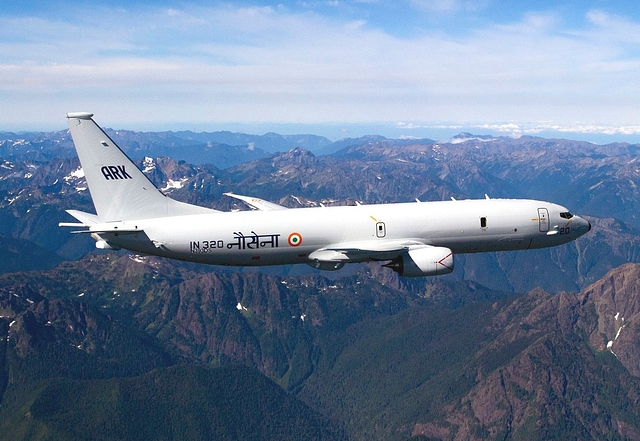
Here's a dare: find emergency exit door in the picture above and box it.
[538,208,549,232]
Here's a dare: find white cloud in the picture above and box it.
[585,9,640,42]
[2,4,640,133]
[410,0,488,13]
[406,121,640,139]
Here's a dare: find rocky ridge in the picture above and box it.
[1,255,640,439]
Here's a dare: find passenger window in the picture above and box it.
[480,217,487,228]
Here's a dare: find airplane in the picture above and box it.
[60,112,592,277]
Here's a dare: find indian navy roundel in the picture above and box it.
[288,232,302,247]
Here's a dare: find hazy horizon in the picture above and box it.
[3,119,640,146]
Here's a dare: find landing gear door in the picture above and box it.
[538,208,549,232]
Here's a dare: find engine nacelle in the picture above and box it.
[384,246,454,277]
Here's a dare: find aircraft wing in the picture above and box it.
[309,239,426,262]
[224,192,288,211]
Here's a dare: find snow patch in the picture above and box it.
[588,181,604,191]
[142,157,156,173]
[63,167,85,182]
[129,255,146,263]
[608,312,626,356]
[236,302,248,311]
[161,178,188,191]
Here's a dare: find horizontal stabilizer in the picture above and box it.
[60,210,145,236]
[70,227,143,235]
[59,210,100,227]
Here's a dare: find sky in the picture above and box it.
[3,0,640,141]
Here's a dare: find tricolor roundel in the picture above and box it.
[288,232,302,247]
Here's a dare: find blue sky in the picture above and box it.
[3,1,640,141]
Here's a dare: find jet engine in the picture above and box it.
[383,246,454,277]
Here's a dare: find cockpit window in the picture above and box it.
[559,212,573,219]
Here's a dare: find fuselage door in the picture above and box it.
[376,222,386,238]
[538,208,549,232]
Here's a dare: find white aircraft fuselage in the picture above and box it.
[61,113,591,277]
[103,199,585,264]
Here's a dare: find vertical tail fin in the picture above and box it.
[66,112,215,222]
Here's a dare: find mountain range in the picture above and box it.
[1,127,640,439]
[2,254,640,440]
[2,130,640,290]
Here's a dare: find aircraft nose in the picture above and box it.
[578,216,591,234]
